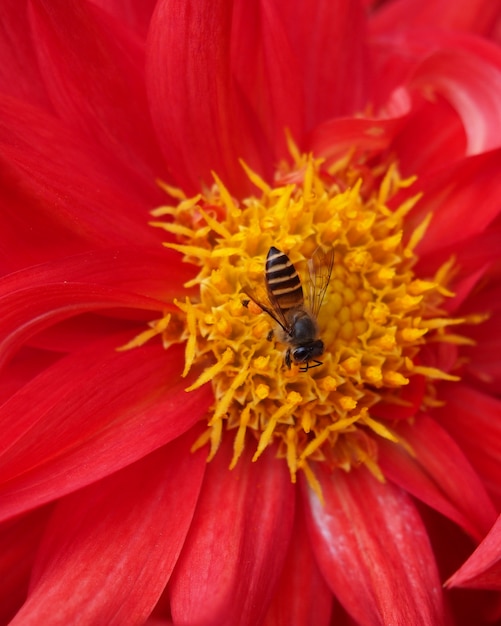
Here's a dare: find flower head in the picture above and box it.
[143,152,465,498]
[1,1,501,625]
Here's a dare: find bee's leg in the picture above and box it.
[284,349,292,369]
[266,329,274,342]
[306,359,323,370]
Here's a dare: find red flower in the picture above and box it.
[1,1,501,625]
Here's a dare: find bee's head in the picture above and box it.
[292,339,324,364]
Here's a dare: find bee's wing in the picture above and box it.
[241,280,292,334]
[306,247,334,318]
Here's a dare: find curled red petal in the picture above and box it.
[447,513,501,590]
[408,149,501,257]
[436,385,501,508]
[389,95,467,177]
[169,441,295,626]
[10,435,206,625]
[409,40,501,155]
[0,339,212,521]
[369,31,501,166]
[302,465,446,626]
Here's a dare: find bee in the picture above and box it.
[243,246,334,371]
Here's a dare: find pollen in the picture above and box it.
[147,151,466,496]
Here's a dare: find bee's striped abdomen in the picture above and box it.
[265,247,304,312]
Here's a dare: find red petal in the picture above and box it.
[369,31,501,171]
[0,95,162,269]
[378,439,478,541]
[231,1,304,161]
[418,504,499,626]
[0,339,212,521]
[302,466,446,625]
[0,1,50,108]
[146,0,265,194]
[0,247,191,299]
[0,507,52,624]
[0,246,189,368]
[458,266,501,315]
[447,513,501,590]
[436,385,501,508]
[0,282,163,370]
[413,229,500,297]
[10,435,206,624]
[169,441,295,626]
[279,0,370,122]
[262,506,332,626]
[371,373,426,421]
[380,415,497,541]
[91,0,157,38]
[408,149,501,257]
[389,95,467,177]
[465,323,501,394]
[446,265,490,313]
[409,39,501,155]
[310,113,409,165]
[372,0,501,40]
[29,0,164,185]
[0,348,61,405]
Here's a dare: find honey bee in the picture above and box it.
[243,246,334,371]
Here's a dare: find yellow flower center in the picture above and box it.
[126,149,467,496]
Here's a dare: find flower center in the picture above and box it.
[131,151,465,495]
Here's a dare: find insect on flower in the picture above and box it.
[243,246,334,371]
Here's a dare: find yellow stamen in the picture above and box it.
[185,347,233,390]
[406,212,432,252]
[155,180,188,201]
[300,459,325,504]
[230,403,252,469]
[252,392,302,462]
[117,315,171,350]
[239,159,272,195]
[412,366,460,381]
[360,415,400,442]
[177,298,199,377]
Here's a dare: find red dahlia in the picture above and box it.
[1,1,501,625]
